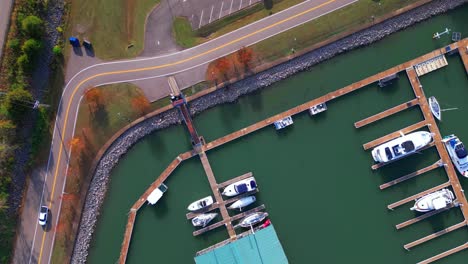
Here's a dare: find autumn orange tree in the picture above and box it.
[237,47,253,69]
[215,57,231,77]
[84,87,104,115]
[131,95,151,115]
[68,136,85,160]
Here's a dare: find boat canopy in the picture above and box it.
[235,184,248,194]
[250,180,257,189]
[433,197,447,210]
[402,141,415,152]
[147,183,168,205]
[455,144,468,159]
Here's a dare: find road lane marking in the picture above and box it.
[37,0,342,262]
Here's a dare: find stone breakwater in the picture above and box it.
[71,0,467,262]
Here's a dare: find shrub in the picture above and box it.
[5,88,34,121]
[7,39,20,52]
[22,38,42,59]
[52,45,62,56]
[21,15,43,38]
[16,54,31,72]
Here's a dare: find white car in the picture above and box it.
[38,206,48,226]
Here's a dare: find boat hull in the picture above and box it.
[428,96,441,121]
[410,189,454,212]
[192,213,218,227]
[222,177,257,197]
[443,135,468,178]
[371,131,433,163]
[239,212,268,228]
[187,196,214,211]
[228,196,256,210]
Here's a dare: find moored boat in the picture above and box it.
[238,212,268,228]
[187,196,214,211]
[442,134,468,177]
[371,131,433,163]
[273,116,293,130]
[410,189,454,212]
[222,177,257,197]
[428,96,441,121]
[309,103,327,115]
[192,213,218,227]
[228,196,256,210]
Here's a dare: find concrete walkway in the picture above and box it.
[0,0,14,61]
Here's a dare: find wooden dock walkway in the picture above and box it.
[218,172,253,189]
[371,141,435,170]
[387,181,451,210]
[185,189,258,220]
[363,120,428,150]
[354,98,419,128]
[396,203,455,230]
[407,67,468,221]
[380,160,442,190]
[459,39,468,74]
[199,152,236,238]
[418,242,468,264]
[193,205,266,236]
[119,210,136,264]
[404,221,467,250]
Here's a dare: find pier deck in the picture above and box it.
[396,203,455,230]
[380,160,442,190]
[218,172,253,189]
[354,98,419,128]
[459,39,468,74]
[404,221,467,250]
[363,120,428,150]
[193,205,266,236]
[199,152,236,238]
[418,242,468,264]
[387,181,451,210]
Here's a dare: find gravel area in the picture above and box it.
[71,0,467,262]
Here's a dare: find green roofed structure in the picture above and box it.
[195,225,288,264]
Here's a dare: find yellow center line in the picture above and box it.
[37,0,336,262]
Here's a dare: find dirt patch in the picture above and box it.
[126,0,136,42]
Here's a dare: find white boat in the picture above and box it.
[410,189,454,212]
[228,196,256,210]
[192,213,217,227]
[222,177,257,197]
[442,134,468,177]
[428,96,441,121]
[238,212,268,228]
[187,196,214,211]
[371,131,433,163]
[147,183,168,205]
[309,103,327,115]
[273,116,293,130]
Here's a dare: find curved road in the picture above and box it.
[15,0,357,263]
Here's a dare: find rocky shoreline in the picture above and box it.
[71,0,467,262]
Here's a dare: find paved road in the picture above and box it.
[0,0,14,61]
[13,0,358,263]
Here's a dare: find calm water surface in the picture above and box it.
[88,6,468,264]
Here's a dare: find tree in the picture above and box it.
[237,47,253,68]
[84,88,103,114]
[263,0,273,10]
[21,15,44,38]
[131,95,151,115]
[52,45,62,56]
[215,57,231,76]
[17,54,30,71]
[4,88,34,121]
[0,120,16,142]
[68,137,85,154]
[22,38,42,59]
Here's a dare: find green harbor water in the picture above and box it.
[88,5,468,264]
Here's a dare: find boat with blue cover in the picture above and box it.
[273,116,293,130]
[222,177,257,197]
[442,134,468,177]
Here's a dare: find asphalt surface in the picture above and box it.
[13,0,358,263]
[0,0,13,61]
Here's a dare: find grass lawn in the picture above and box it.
[253,0,422,61]
[67,0,160,60]
[172,17,203,48]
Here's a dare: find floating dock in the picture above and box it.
[354,98,419,128]
[396,203,455,230]
[362,120,428,150]
[387,181,451,210]
[417,242,468,264]
[379,160,442,190]
[414,55,448,76]
[404,221,467,250]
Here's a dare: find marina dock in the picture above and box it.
[117,39,468,264]
[354,98,419,128]
[379,160,442,190]
[396,203,455,230]
[371,141,435,170]
[418,242,468,264]
[404,221,467,250]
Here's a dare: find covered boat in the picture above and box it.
[192,213,217,227]
[228,196,256,210]
[442,134,468,177]
[428,96,441,121]
[238,212,268,228]
[187,196,214,211]
[222,177,257,197]
[410,189,454,212]
[309,103,327,115]
[371,131,433,163]
[273,116,293,130]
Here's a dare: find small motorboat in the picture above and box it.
[273,116,293,130]
[192,213,217,227]
[428,96,441,121]
[309,103,327,115]
[238,212,268,228]
[443,134,468,177]
[187,196,214,211]
[371,131,433,163]
[222,177,257,197]
[228,196,256,210]
[410,189,454,212]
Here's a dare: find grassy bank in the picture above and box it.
[172,17,202,48]
[67,0,160,59]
